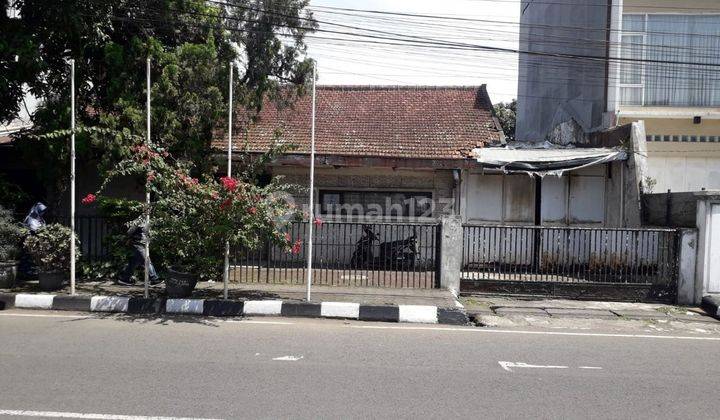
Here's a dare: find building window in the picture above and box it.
[620,14,720,107]
[319,190,433,218]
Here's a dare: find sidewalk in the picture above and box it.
[462,295,720,334]
[0,280,465,325]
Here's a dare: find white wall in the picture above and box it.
[646,155,720,192]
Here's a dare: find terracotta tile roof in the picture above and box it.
[213,85,503,160]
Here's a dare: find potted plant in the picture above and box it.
[90,143,302,298]
[0,206,26,289]
[23,224,80,291]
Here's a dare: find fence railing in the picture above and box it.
[462,225,679,287]
[56,215,115,264]
[231,221,440,288]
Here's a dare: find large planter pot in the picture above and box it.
[0,261,18,289]
[38,271,66,291]
[166,267,198,298]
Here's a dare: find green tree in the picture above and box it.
[1,0,316,198]
[494,99,517,142]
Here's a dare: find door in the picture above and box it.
[707,204,720,293]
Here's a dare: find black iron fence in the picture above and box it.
[56,215,115,263]
[462,225,679,288]
[231,221,440,288]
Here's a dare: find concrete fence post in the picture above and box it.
[439,215,462,294]
[677,228,698,305]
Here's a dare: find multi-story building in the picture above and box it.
[517,0,720,192]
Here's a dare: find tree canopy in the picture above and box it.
[493,99,516,142]
[1,0,316,197]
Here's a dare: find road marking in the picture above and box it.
[350,325,720,341]
[499,361,569,372]
[579,366,603,370]
[0,409,223,420]
[272,355,303,361]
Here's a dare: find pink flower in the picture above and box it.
[284,232,291,242]
[81,194,96,205]
[248,206,257,215]
[313,217,323,227]
[220,176,238,191]
[147,171,156,183]
[291,239,303,255]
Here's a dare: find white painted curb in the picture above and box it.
[244,300,282,315]
[399,305,438,324]
[90,296,130,313]
[321,302,360,319]
[166,299,204,315]
[15,294,54,309]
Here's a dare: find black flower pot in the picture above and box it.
[166,267,198,298]
[0,261,18,289]
[38,271,66,291]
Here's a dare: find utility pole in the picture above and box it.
[305,61,317,302]
[144,58,151,299]
[223,61,233,300]
[69,59,76,296]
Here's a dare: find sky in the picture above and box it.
[305,0,521,103]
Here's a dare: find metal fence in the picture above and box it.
[56,215,114,263]
[462,225,679,287]
[231,221,440,288]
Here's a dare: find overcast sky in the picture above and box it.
[306,0,521,103]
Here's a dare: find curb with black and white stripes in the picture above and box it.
[0,293,469,325]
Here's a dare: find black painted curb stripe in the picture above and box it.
[437,308,469,325]
[127,297,167,314]
[203,300,244,317]
[0,293,15,310]
[358,305,400,322]
[281,302,322,317]
[52,295,92,311]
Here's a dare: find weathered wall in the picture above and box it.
[642,192,698,228]
[270,165,457,219]
[516,0,613,142]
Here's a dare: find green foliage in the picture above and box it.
[3,0,316,196]
[0,206,26,261]
[494,99,517,142]
[0,174,29,211]
[23,223,80,272]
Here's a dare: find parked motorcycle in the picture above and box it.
[350,225,418,270]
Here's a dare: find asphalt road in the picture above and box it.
[1,311,719,420]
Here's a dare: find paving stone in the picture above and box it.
[494,307,549,316]
[545,308,618,319]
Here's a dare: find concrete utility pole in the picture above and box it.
[305,61,317,302]
[69,59,76,296]
[223,61,233,300]
[144,58,151,299]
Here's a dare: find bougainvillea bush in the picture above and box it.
[87,142,303,280]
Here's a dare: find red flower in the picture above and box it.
[220,199,232,211]
[220,176,238,191]
[248,206,257,215]
[291,239,303,255]
[313,217,323,227]
[81,194,96,205]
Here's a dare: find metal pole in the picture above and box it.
[223,62,233,300]
[305,61,317,302]
[69,59,76,296]
[144,57,151,299]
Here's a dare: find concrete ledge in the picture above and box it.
[90,296,130,313]
[15,294,54,309]
[701,295,720,319]
[281,302,321,318]
[494,307,549,317]
[546,308,618,319]
[437,308,469,325]
[52,295,92,311]
[399,305,438,323]
[203,300,244,317]
[127,297,165,314]
[166,299,204,315]
[359,305,399,322]
[244,300,282,316]
[321,302,360,319]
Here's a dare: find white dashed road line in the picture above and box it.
[0,409,223,420]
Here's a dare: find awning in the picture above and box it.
[472,143,627,176]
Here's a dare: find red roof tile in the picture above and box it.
[213,85,503,160]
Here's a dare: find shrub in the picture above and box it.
[0,206,25,261]
[23,224,80,272]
